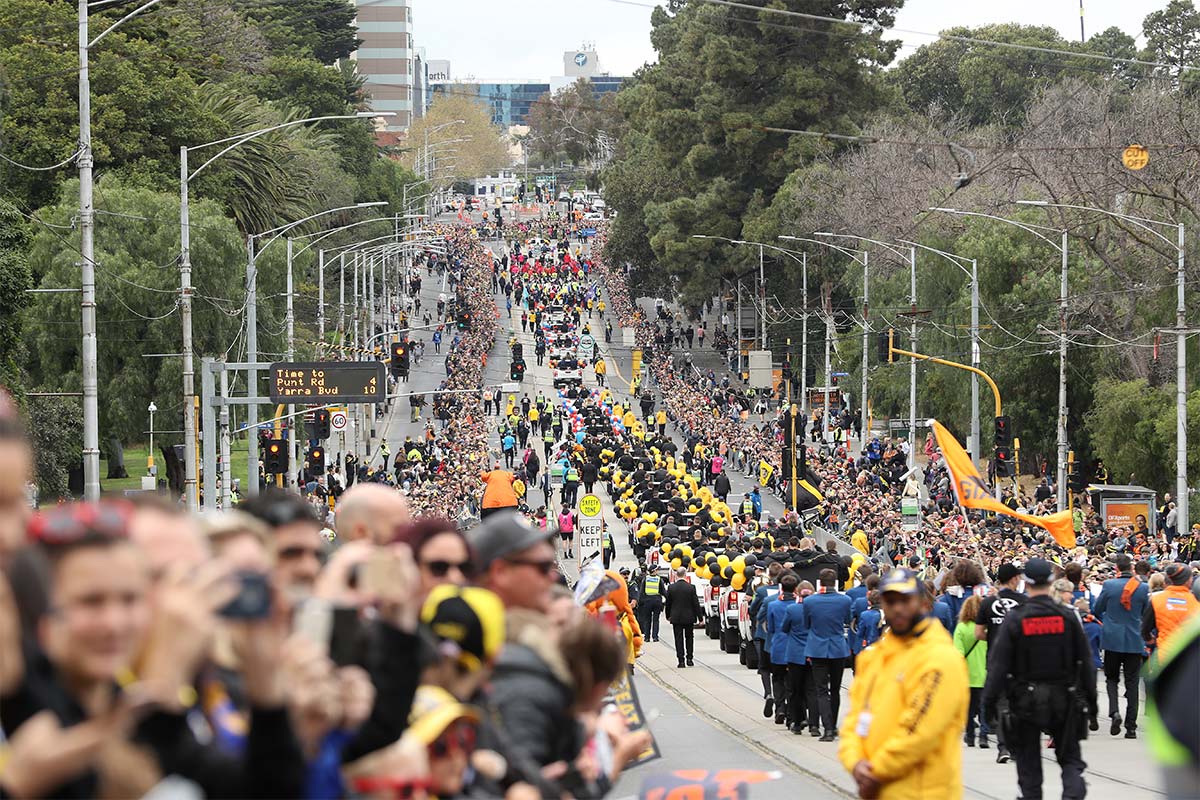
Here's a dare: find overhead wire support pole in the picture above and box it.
[1017,199,1187,529]
[929,207,1070,508]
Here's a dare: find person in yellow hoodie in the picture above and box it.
[851,529,870,557]
[839,569,968,799]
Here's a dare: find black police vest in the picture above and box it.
[1009,599,1080,683]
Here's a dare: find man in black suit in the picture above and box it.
[665,567,703,667]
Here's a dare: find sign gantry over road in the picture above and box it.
[269,362,385,404]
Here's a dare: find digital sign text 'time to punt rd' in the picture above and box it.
[269,362,385,404]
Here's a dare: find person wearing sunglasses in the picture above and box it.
[240,489,326,599]
[395,516,473,601]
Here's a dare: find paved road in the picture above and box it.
[379,228,1165,799]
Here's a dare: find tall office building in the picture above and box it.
[354,0,413,131]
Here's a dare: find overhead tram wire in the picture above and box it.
[685,0,1198,74]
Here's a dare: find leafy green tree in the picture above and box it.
[602,0,902,304]
[239,0,360,64]
[1142,0,1200,82]
[891,24,1075,126]
[28,394,82,500]
[403,94,511,181]
[0,0,214,209]
[22,179,286,445]
[0,205,31,391]
[1084,379,1200,489]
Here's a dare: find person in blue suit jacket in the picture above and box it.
[749,562,783,716]
[1092,553,1149,737]
[848,574,879,670]
[858,590,884,650]
[766,574,799,727]
[802,568,852,741]
[782,581,816,734]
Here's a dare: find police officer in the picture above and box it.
[636,563,665,642]
[983,559,1098,800]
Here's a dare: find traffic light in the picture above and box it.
[994,415,1012,448]
[805,363,816,387]
[457,310,471,330]
[993,415,1014,477]
[831,374,839,387]
[312,409,331,439]
[994,446,1015,477]
[263,439,287,474]
[1067,451,1085,492]
[389,341,409,377]
[510,359,526,381]
[877,331,890,363]
[305,446,325,481]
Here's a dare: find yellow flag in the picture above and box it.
[758,461,774,486]
[932,419,1076,548]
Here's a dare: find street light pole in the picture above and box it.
[246,234,259,494]
[1177,221,1188,532]
[801,252,808,412]
[286,236,296,490]
[759,243,766,350]
[930,208,1070,507]
[861,251,869,446]
[1019,200,1187,527]
[77,0,100,501]
[909,245,917,468]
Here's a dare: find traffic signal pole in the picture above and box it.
[888,332,1005,498]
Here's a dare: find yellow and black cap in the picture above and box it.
[420,585,505,672]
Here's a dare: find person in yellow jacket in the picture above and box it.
[594,357,607,386]
[839,569,968,799]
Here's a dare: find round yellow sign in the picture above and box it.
[1122,144,1149,171]
[579,494,602,517]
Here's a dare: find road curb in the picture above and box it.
[634,652,855,798]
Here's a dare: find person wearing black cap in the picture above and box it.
[974,561,1027,763]
[982,558,1098,800]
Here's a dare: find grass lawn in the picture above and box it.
[100,442,253,494]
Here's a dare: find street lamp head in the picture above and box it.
[356,201,388,207]
[1016,200,1049,206]
[929,207,958,213]
[356,111,396,118]
[812,232,834,237]
[148,402,157,413]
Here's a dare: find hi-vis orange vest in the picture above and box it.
[1150,586,1200,651]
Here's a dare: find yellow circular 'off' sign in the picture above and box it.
[1122,145,1149,171]
[579,494,602,517]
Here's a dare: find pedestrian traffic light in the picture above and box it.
[510,359,526,381]
[877,331,890,363]
[305,446,325,480]
[263,439,286,474]
[994,415,1012,448]
[994,445,1014,477]
[1067,451,1085,492]
[457,311,471,330]
[805,363,816,387]
[831,374,839,387]
[312,409,331,439]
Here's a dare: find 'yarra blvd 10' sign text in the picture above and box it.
[269,362,385,404]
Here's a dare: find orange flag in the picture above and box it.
[931,419,1076,549]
